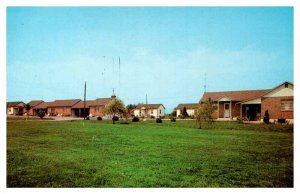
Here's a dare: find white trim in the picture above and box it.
[218,97,231,102]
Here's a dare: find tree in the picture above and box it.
[24,103,31,117]
[263,110,270,124]
[195,100,217,129]
[37,110,46,119]
[126,104,137,116]
[170,109,177,117]
[182,106,189,118]
[105,98,127,124]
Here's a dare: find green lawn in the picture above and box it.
[7,119,293,187]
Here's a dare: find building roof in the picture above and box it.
[176,103,199,109]
[47,99,81,107]
[240,81,294,103]
[7,101,24,107]
[72,98,111,108]
[200,89,271,102]
[28,100,44,107]
[33,102,52,109]
[136,104,165,109]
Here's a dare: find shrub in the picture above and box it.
[112,116,119,122]
[156,118,162,123]
[97,116,102,121]
[37,110,46,119]
[86,117,90,120]
[263,110,270,124]
[132,116,140,122]
[170,117,176,122]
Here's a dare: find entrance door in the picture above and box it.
[224,103,230,118]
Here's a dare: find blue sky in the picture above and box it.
[7,7,293,113]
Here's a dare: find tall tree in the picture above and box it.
[126,104,137,116]
[24,103,31,117]
[105,98,127,124]
[195,100,217,129]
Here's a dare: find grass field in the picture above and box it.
[7,119,293,187]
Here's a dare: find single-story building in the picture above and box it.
[71,98,112,117]
[47,99,81,116]
[32,101,52,116]
[24,100,44,116]
[7,101,25,115]
[134,104,165,118]
[199,81,293,123]
[176,103,199,117]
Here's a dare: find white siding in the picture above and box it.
[263,84,293,97]
[176,109,181,117]
[133,109,140,117]
[157,105,165,117]
[186,109,195,116]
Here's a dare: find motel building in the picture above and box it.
[199,82,293,123]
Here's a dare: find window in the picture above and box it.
[95,106,99,112]
[151,109,153,114]
[281,100,293,111]
[63,107,67,112]
[160,110,162,114]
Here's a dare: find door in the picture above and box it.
[224,103,230,118]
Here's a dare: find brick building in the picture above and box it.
[199,82,293,122]
[71,98,112,117]
[23,100,44,116]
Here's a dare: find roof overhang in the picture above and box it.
[241,97,261,105]
[217,97,231,102]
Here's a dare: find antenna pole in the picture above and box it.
[119,57,121,93]
[84,81,86,120]
[204,73,207,93]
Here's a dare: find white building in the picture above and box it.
[134,104,165,118]
[7,101,25,115]
[176,103,199,117]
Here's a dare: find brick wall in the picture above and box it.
[89,106,106,117]
[261,96,293,119]
[47,107,72,116]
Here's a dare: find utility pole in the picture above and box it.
[146,94,148,118]
[84,81,86,120]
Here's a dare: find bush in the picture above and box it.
[112,116,119,122]
[37,110,46,119]
[263,110,270,124]
[86,117,90,120]
[150,115,155,119]
[132,116,139,122]
[170,117,176,122]
[97,116,102,121]
[156,118,162,123]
